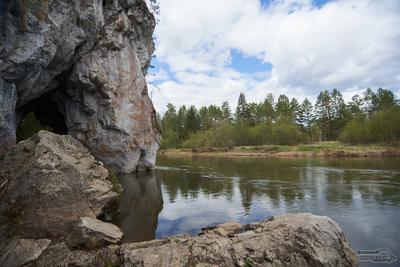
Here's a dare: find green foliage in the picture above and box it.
[160,88,399,149]
[271,119,306,145]
[16,112,50,142]
[236,92,250,122]
[107,170,123,197]
[340,107,400,144]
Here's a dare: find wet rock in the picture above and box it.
[0,0,160,173]
[120,213,358,267]
[67,217,123,249]
[0,130,117,240]
[0,238,51,267]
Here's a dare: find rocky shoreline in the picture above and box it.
[0,0,358,265]
[0,131,358,266]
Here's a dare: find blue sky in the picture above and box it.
[147,0,400,113]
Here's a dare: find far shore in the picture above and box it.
[158,142,400,158]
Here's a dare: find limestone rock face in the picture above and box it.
[120,213,358,267]
[0,130,118,240]
[0,0,160,173]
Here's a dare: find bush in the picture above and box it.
[161,129,180,148]
[340,107,400,144]
[271,120,306,145]
[182,122,235,148]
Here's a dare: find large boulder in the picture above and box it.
[120,213,358,267]
[0,130,118,240]
[0,0,161,173]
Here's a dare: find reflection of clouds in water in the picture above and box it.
[145,156,400,258]
[159,184,243,221]
[157,183,246,237]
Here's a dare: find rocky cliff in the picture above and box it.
[0,0,161,173]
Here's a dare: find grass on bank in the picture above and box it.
[159,141,400,156]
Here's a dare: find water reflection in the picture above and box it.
[117,156,400,266]
[118,172,163,242]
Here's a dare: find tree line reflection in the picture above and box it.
[117,156,400,242]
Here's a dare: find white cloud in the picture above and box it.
[147,0,400,113]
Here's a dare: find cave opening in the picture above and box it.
[16,90,68,142]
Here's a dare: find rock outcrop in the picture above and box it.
[0,0,161,173]
[0,132,357,266]
[0,131,123,266]
[120,213,358,267]
[0,130,118,240]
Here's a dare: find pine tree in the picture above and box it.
[161,103,177,132]
[263,93,275,123]
[276,95,291,120]
[221,101,232,122]
[235,92,250,122]
[184,106,199,135]
[290,98,301,124]
[315,90,333,140]
[299,98,314,140]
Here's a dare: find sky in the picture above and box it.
[146,0,400,113]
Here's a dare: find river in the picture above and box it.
[117,155,400,266]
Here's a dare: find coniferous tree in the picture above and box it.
[299,98,314,139]
[263,93,275,123]
[235,92,250,122]
[221,101,232,122]
[315,90,333,140]
[185,106,199,135]
[290,98,301,124]
[276,95,291,120]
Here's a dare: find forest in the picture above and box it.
[159,88,400,149]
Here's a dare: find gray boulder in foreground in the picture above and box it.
[0,130,118,240]
[120,213,358,267]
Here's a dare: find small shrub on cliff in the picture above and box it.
[16,112,50,142]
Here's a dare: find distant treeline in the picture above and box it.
[159,88,400,148]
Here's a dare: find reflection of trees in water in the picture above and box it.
[118,172,163,243]
[158,170,234,202]
[157,155,400,214]
[158,156,309,212]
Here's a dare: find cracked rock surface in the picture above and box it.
[0,133,357,266]
[0,131,118,240]
[0,0,160,173]
[120,213,358,267]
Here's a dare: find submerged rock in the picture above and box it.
[0,0,160,173]
[120,213,358,267]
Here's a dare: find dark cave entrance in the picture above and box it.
[16,91,68,142]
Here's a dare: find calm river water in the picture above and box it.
[117,155,400,266]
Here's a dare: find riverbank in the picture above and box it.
[0,132,357,266]
[159,142,400,158]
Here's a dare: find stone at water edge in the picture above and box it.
[67,217,123,249]
[0,130,118,240]
[120,213,358,267]
[0,0,161,173]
